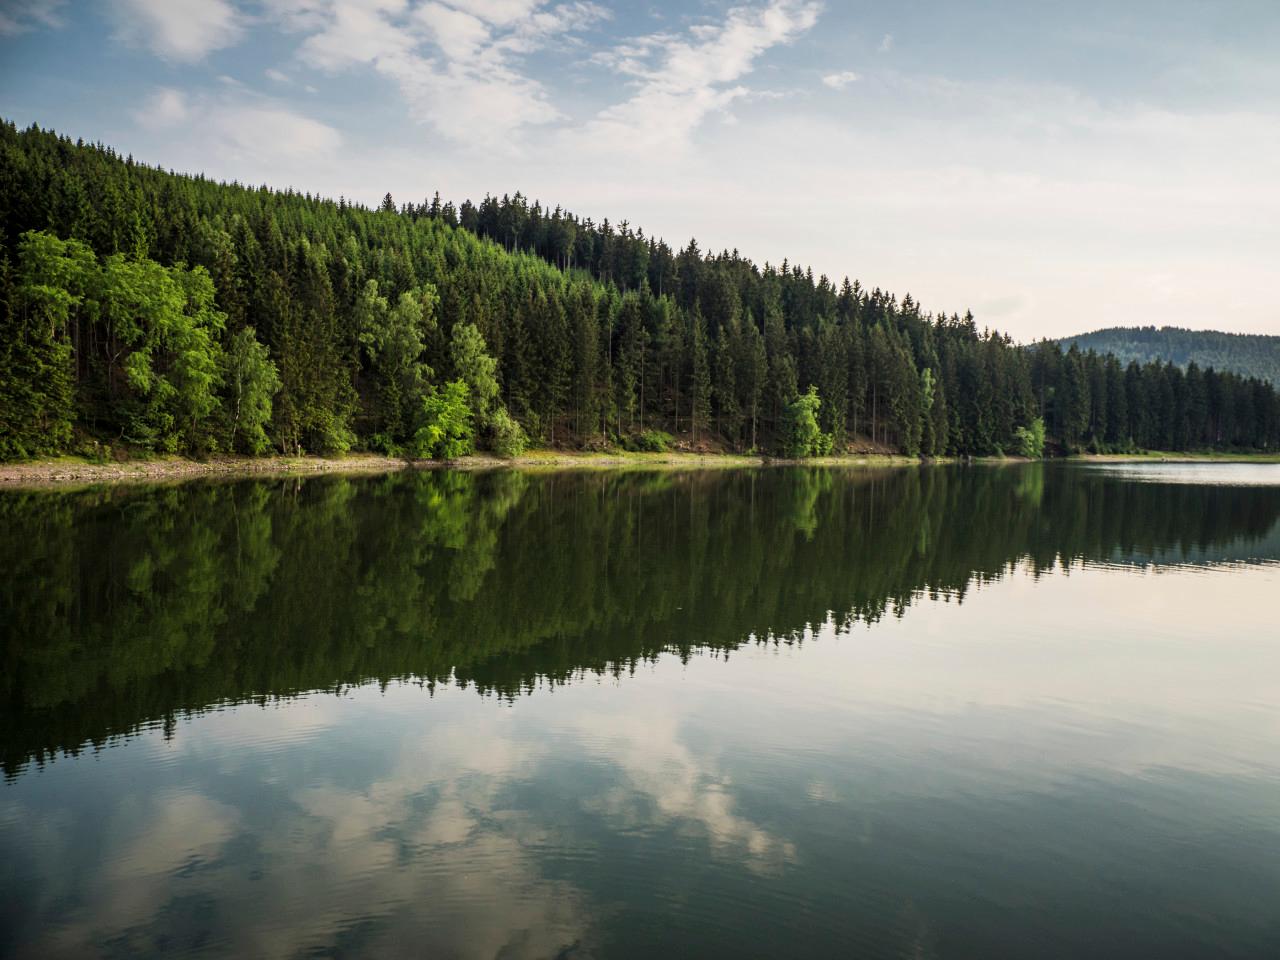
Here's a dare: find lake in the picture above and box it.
[2,463,1279,959]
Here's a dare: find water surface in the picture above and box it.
[2,464,1279,958]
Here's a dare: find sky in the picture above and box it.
[1,0,1278,341]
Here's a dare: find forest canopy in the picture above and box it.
[1,119,1277,460]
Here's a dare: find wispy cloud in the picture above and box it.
[266,0,608,148]
[584,0,823,151]
[132,84,343,170]
[211,103,344,163]
[878,32,893,53]
[0,0,66,36]
[822,70,858,89]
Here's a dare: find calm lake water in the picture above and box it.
[2,463,1279,959]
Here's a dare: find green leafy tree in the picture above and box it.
[488,406,527,458]
[1014,417,1047,459]
[781,386,833,458]
[413,380,473,460]
[222,326,281,454]
[450,321,499,426]
[358,280,435,445]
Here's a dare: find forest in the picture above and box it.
[2,119,1278,461]
[1059,326,1280,387]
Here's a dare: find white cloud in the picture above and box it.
[112,0,243,61]
[133,87,189,128]
[131,86,343,176]
[822,70,858,89]
[0,0,66,35]
[211,103,344,163]
[270,0,608,148]
[878,32,893,53]
[265,67,293,83]
[584,0,822,152]
[447,0,539,27]
[416,2,491,61]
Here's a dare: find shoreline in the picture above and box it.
[1,450,927,488]
[1070,452,1280,464]
[3,449,1276,488]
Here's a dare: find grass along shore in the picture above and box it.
[5,448,1277,488]
[0,449,929,487]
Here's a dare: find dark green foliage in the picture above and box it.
[623,429,674,453]
[0,247,75,458]
[1,119,1277,460]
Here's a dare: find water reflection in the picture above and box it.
[3,464,1280,780]
[2,465,1280,959]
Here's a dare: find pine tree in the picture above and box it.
[690,309,712,443]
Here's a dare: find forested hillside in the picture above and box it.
[2,119,1278,460]
[1059,327,1280,386]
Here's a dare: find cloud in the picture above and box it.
[211,103,344,163]
[132,85,343,172]
[822,70,858,89]
[265,67,293,83]
[572,709,797,873]
[0,0,66,35]
[112,0,243,61]
[133,87,189,128]
[269,0,608,148]
[878,32,892,53]
[584,0,823,151]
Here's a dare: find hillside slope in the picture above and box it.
[1059,327,1280,385]
[2,120,1278,459]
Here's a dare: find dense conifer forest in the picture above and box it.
[2,120,1278,460]
[1059,326,1280,387]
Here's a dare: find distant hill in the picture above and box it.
[1058,326,1280,385]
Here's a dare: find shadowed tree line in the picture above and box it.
[1059,326,1280,387]
[4,464,1280,779]
[3,120,1278,462]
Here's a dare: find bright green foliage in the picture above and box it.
[358,280,436,442]
[97,254,225,453]
[223,327,280,454]
[5,230,227,455]
[782,386,834,458]
[413,380,473,460]
[1014,417,1047,459]
[918,367,937,454]
[450,321,498,426]
[488,406,527,458]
